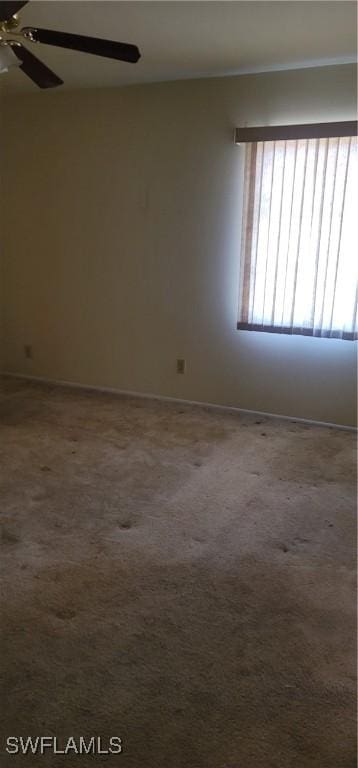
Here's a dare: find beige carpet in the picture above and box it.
[0,375,356,768]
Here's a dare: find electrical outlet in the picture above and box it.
[176,358,186,374]
[24,345,33,360]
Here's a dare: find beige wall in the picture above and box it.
[1,64,357,425]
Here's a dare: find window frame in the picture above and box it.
[236,120,358,341]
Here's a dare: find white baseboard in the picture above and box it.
[1,370,356,432]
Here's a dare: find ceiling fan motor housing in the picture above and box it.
[0,12,20,33]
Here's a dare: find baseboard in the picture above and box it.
[1,370,356,432]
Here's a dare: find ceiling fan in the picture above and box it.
[0,1,141,88]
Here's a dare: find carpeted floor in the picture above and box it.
[0,375,356,768]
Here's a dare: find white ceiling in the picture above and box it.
[1,1,356,92]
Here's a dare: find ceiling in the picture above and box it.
[1,1,356,92]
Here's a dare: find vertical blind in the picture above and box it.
[238,135,358,339]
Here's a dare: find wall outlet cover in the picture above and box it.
[177,358,186,374]
[24,345,33,360]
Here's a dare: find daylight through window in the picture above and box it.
[238,134,357,339]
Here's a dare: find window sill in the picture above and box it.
[237,322,357,341]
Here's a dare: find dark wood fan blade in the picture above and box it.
[10,43,63,88]
[22,27,141,63]
[0,1,28,21]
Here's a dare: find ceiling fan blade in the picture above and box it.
[10,43,63,88]
[22,27,141,63]
[0,1,28,21]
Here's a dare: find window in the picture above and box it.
[237,123,357,340]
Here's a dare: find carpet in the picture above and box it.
[0,376,356,767]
